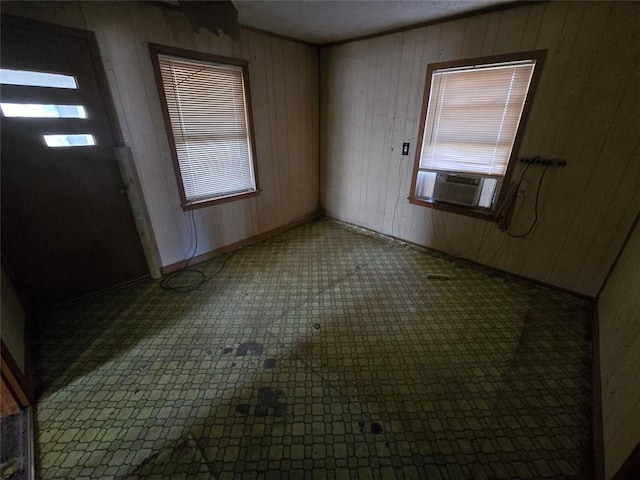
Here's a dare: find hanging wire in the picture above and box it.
[505,163,550,238]
[498,159,534,232]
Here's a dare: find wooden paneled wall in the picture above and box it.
[320,1,640,296]
[3,1,319,269]
[598,218,640,479]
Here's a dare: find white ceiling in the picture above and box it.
[232,0,510,44]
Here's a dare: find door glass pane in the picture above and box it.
[1,103,87,118]
[0,68,78,89]
[43,134,96,147]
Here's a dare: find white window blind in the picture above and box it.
[419,61,536,176]
[157,54,256,203]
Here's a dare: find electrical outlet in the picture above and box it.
[518,179,528,195]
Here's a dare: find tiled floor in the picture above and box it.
[34,219,594,479]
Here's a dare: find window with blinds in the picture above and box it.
[410,51,545,215]
[150,45,258,208]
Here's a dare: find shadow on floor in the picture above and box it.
[33,219,594,479]
[123,284,593,479]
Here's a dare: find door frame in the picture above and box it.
[0,339,32,417]
[1,14,162,285]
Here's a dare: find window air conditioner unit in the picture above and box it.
[432,172,482,207]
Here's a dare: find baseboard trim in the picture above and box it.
[324,215,595,300]
[160,212,320,275]
[593,306,605,480]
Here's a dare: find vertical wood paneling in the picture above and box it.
[404,25,442,244]
[545,2,640,289]
[284,41,300,216]
[436,19,465,61]
[520,4,545,51]
[269,36,288,228]
[244,30,270,235]
[598,219,640,479]
[460,15,488,59]
[299,42,317,214]
[502,2,582,279]
[367,35,401,229]
[492,5,528,54]
[382,28,425,238]
[321,1,640,297]
[579,142,640,285]
[479,11,501,56]
[3,1,320,267]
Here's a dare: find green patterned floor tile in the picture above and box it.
[34,219,593,479]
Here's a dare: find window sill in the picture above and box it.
[182,189,260,211]
[408,196,496,221]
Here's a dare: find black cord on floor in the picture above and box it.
[160,268,206,292]
[160,204,232,293]
[160,253,233,293]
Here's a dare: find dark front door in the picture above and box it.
[1,17,148,308]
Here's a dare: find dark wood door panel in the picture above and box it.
[1,17,148,308]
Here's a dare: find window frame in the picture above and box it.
[149,43,260,211]
[409,50,546,220]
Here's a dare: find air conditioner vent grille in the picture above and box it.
[432,173,481,207]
